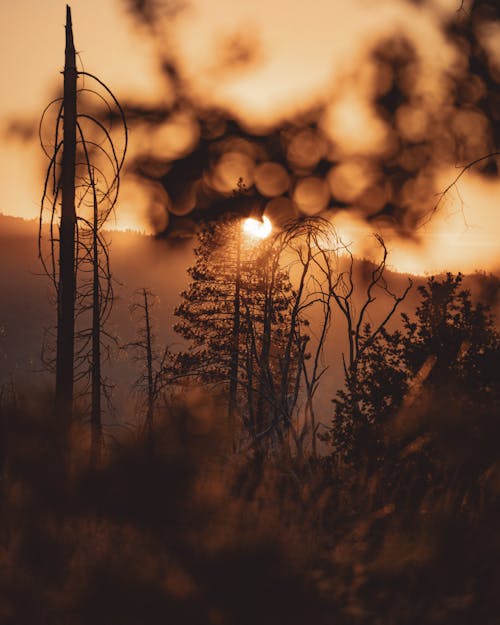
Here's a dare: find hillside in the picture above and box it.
[1,213,498,420]
[0,214,192,412]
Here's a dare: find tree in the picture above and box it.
[126,288,171,439]
[330,324,410,467]
[74,193,116,466]
[172,212,291,446]
[173,214,244,386]
[329,272,500,473]
[55,5,77,423]
[243,217,339,456]
[39,6,127,462]
[320,235,412,467]
[399,273,497,384]
[173,214,340,454]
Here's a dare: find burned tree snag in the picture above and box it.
[143,288,155,438]
[40,6,127,461]
[55,5,77,421]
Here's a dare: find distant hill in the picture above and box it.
[0,213,193,413]
[0,213,498,421]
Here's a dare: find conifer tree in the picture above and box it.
[172,213,296,445]
[173,215,339,453]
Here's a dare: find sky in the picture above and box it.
[0,0,499,275]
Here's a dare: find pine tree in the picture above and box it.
[173,215,339,453]
[172,213,296,445]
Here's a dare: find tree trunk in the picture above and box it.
[90,197,102,466]
[143,289,154,439]
[228,223,242,450]
[55,5,77,422]
[256,263,272,435]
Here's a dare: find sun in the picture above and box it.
[242,216,272,239]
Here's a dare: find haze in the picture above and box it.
[0,0,499,274]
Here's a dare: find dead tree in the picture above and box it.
[331,234,412,377]
[55,5,77,422]
[39,5,127,461]
[330,234,412,434]
[244,217,340,456]
[423,151,500,225]
[126,289,170,439]
[227,179,251,448]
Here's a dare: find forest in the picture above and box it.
[1,1,500,623]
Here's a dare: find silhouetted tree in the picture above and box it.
[329,272,500,474]
[324,235,412,466]
[172,213,292,445]
[39,6,127,462]
[400,273,498,383]
[174,215,339,454]
[74,193,116,466]
[126,288,171,439]
[244,217,340,456]
[55,6,77,423]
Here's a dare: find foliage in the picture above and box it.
[329,272,500,471]
[173,214,343,452]
[331,324,410,466]
[172,213,297,443]
[1,383,500,624]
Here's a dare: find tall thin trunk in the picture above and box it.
[256,262,272,434]
[245,335,256,436]
[143,289,154,438]
[228,223,242,450]
[90,198,102,466]
[55,5,77,421]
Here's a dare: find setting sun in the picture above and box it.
[243,216,272,239]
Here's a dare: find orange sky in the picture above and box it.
[0,0,498,274]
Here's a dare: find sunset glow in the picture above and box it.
[243,216,272,239]
[0,1,499,273]
[0,5,499,620]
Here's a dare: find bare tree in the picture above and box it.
[39,6,127,461]
[55,5,77,423]
[329,234,412,457]
[126,288,170,439]
[243,217,340,457]
[331,234,412,383]
[173,214,342,457]
[423,151,500,226]
[74,183,116,466]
